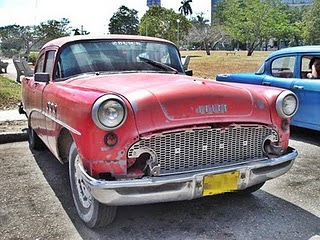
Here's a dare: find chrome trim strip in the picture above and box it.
[42,111,81,136]
[79,147,298,206]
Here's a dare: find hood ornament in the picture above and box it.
[196,104,227,114]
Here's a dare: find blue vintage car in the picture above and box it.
[216,46,320,131]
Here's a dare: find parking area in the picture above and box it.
[0,126,319,240]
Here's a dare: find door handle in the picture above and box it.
[293,85,304,90]
[262,82,271,86]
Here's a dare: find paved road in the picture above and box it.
[0,142,81,240]
[1,126,319,240]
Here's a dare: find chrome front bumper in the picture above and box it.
[79,147,298,206]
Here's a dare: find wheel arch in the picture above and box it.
[57,128,75,163]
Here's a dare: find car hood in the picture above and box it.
[67,73,272,134]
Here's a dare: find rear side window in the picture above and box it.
[271,56,295,78]
[35,54,45,73]
[44,51,55,76]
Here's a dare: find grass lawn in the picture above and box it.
[181,50,270,79]
[0,50,271,109]
[0,75,21,110]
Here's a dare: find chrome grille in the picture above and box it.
[128,125,277,175]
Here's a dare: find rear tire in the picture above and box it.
[28,125,45,150]
[69,142,117,228]
[236,182,265,195]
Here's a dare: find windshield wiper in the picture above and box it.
[138,56,178,74]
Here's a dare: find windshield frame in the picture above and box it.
[53,39,184,81]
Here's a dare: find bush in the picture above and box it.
[28,52,39,64]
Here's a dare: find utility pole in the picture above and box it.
[177,19,180,48]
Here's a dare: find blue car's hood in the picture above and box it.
[216,72,266,85]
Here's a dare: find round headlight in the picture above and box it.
[283,95,297,116]
[92,95,127,130]
[276,91,298,118]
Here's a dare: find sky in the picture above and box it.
[0,0,211,34]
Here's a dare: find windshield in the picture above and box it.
[256,62,265,74]
[55,40,184,79]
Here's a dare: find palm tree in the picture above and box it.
[179,0,193,16]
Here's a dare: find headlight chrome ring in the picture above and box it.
[92,94,127,130]
[276,90,298,119]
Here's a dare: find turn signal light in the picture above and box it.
[104,132,118,147]
[281,119,290,131]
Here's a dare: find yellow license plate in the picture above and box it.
[203,171,240,196]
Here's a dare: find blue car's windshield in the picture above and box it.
[256,62,265,74]
[55,40,183,79]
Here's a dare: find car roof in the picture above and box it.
[267,45,320,60]
[42,35,175,49]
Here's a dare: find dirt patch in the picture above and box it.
[0,120,27,133]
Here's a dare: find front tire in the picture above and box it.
[28,125,45,150]
[69,142,117,228]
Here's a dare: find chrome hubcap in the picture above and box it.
[74,155,92,208]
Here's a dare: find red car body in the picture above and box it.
[21,35,298,228]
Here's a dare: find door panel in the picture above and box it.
[28,53,48,143]
[290,79,320,130]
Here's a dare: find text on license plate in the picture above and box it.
[203,171,240,196]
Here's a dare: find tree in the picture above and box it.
[179,0,193,16]
[187,14,230,55]
[139,6,192,44]
[216,0,293,56]
[0,25,27,57]
[0,18,71,57]
[302,0,320,45]
[109,6,139,35]
[33,18,71,51]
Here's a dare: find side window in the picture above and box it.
[271,56,295,78]
[44,51,55,76]
[301,56,320,78]
[35,54,45,73]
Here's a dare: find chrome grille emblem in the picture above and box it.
[196,104,227,114]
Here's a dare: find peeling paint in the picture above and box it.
[101,147,111,151]
[131,101,139,113]
[116,150,125,160]
[257,100,265,110]
[160,103,175,120]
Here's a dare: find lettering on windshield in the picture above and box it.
[112,42,142,46]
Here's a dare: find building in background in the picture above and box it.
[211,0,313,23]
[147,0,161,7]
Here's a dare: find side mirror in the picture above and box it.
[185,69,193,76]
[34,73,50,83]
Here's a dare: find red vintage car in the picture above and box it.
[20,35,298,228]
